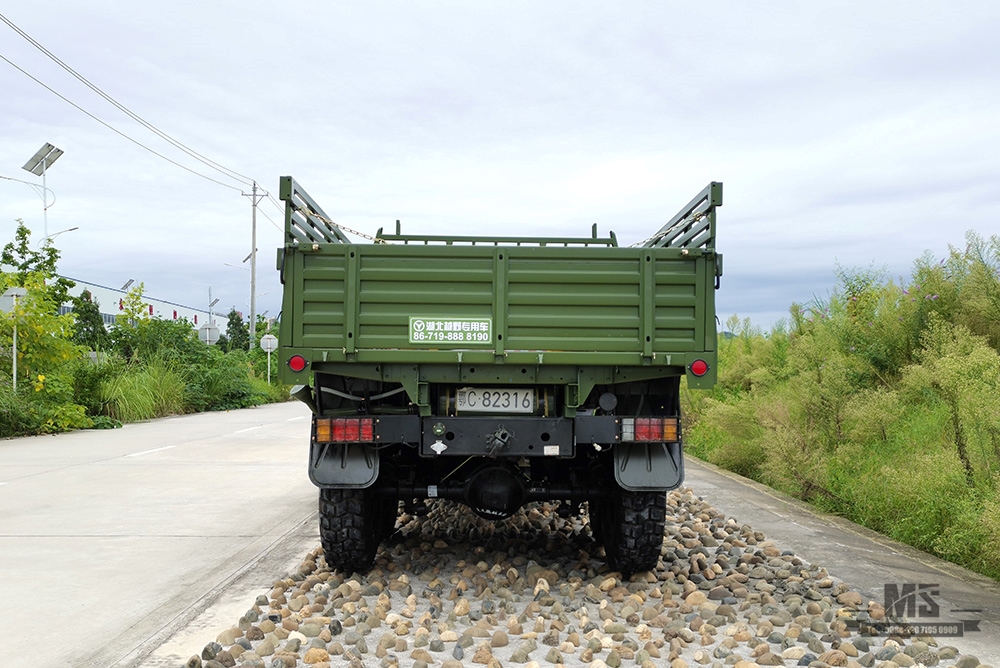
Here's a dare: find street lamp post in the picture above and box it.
[1,287,28,391]
[37,226,78,248]
[22,143,64,240]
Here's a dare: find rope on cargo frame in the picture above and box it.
[306,209,391,244]
[630,210,707,248]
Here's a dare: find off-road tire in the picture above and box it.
[319,488,392,573]
[594,488,666,574]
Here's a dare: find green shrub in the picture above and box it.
[70,354,125,416]
[0,383,42,436]
[146,359,188,416]
[248,374,290,404]
[90,415,122,430]
[98,364,159,422]
[685,230,1000,582]
[184,349,256,412]
[686,396,765,479]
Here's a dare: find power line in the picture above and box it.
[266,192,286,217]
[0,11,255,188]
[257,204,282,232]
[0,52,243,192]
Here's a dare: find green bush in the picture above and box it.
[98,364,159,422]
[685,230,1000,582]
[0,383,42,437]
[248,373,290,404]
[95,358,186,422]
[70,354,124,416]
[184,349,256,411]
[0,224,288,439]
[686,396,765,479]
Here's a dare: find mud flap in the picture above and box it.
[308,442,379,488]
[613,441,684,491]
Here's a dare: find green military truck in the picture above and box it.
[276,177,722,573]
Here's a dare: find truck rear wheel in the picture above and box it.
[594,488,666,574]
[319,488,394,573]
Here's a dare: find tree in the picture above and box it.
[116,282,150,326]
[0,220,82,386]
[0,272,81,383]
[0,220,75,306]
[225,308,249,352]
[71,290,109,350]
[0,224,91,433]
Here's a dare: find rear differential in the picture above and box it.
[463,465,525,520]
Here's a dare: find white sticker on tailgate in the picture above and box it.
[410,317,493,345]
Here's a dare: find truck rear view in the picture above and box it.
[276,177,723,573]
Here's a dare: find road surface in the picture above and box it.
[0,401,316,668]
[2,404,997,666]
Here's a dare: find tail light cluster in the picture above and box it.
[620,417,680,443]
[315,417,375,443]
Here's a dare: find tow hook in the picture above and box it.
[485,425,512,458]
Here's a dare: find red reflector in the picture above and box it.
[287,355,308,372]
[360,419,374,441]
[690,359,709,376]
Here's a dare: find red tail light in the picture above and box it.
[287,355,308,372]
[621,417,680,443]
[315,417,375,443]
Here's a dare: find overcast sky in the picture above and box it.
[2,1,998,329]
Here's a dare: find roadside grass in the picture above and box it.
[688,371,1000,581]
[249,373,289,404]
[0,384,41,437]
[685,231,1000,582]
[98,361,185,422]
[85,355,286,424]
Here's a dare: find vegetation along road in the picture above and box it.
[3,402,997,668]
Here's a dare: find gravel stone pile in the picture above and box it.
[184,488,992,668]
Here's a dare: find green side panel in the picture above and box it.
[280,244,713,376]
[300,253,346,348]
[506,251,642,353]
[357,249,494,348]
[653,256,699,352]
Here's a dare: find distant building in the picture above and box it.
[59,276,214,328]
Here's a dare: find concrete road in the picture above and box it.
[5,406,1000,666]
[0,401,316,668]
[685,458,1000,664]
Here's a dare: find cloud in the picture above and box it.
[2,1,998,330]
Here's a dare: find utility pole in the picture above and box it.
[242,181,264,350]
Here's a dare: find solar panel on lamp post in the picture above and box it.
[22,143,64,241]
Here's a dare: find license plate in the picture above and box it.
[455,388,534,414]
